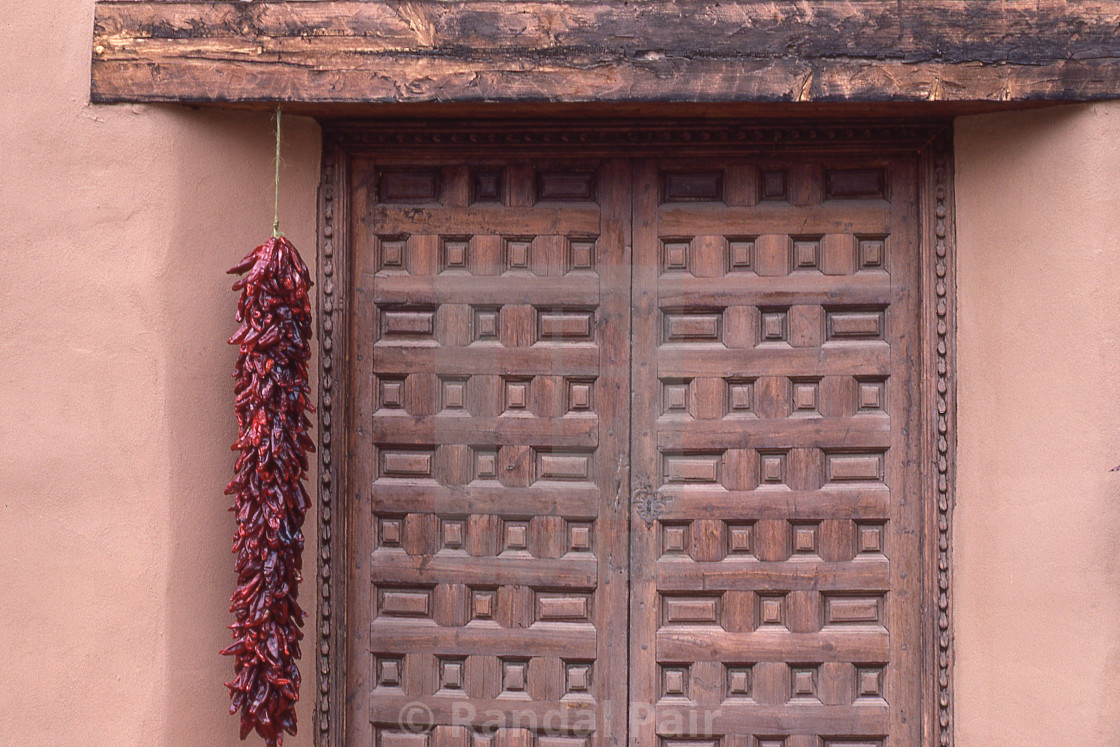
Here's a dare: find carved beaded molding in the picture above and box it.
[314,120,956,747]
[929,132,956,747]
[327,119,944,155]
[316,144,342,743]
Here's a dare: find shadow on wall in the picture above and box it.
[163,107,321,747]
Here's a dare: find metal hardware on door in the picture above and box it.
[631,481,667,527]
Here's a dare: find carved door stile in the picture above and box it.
[347,151,373,747]
[347,154,633,746]
[629,158,661,747]
[885,155,924,744]
[594,159,635,747]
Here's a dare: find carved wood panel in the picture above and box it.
[629,157,923,747]
[345,157,632,746]
[326,124,953,747]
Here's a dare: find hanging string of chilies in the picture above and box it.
[222,107,314,747]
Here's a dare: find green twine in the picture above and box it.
[273,107,283,238]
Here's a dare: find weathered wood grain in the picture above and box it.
[91,0,1120,105]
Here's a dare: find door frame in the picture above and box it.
[313,117,957,747]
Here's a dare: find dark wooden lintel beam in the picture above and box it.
[91,1,1120,106]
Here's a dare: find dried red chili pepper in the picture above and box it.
[222,236,314,747]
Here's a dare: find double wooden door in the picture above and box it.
[345,153,922,747]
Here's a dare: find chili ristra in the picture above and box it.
[222,236,314,747]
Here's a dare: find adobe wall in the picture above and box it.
[955,103,1120,745]
[0,1,321,744]
[3,0,1120,743]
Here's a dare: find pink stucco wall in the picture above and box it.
[0,1,321,744]
[4,1,1120,745]
[954,103,1120,745]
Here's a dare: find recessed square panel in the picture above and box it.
[726,664,753,698]
[791,378,819,414]
[503,521,529,552]
[662,664,690,697]
[728,237,756,272]
[440,236,471,272]
[727,379,755,415]
[567,238,596,272]
[567,379,594,412]
[472,306,501,342]
[663,379,691,415]
[378,517,403,548]
[379,377,406,409]
[441,518,465,550]
[441,377,468,411]
[759,308,788,343]
[857,378,886,413]
[565,661,593,693]
[375,655,404,688]
[791,522,820,555]
[791,236,821,271]
[758,451,787,486]
[662,239,691,273]
[758,594,787,627]
[856,665,886,699]
[856,522,886,555]
[504,378,531,411]
[378,235,408,273]
[662,523,689,555]
[501,659,529,693]
[471,588,496,621]
[473,448,499,481]
[727,523,754,556]
[790,665,819,700]
[759,169,789,201]
[504,237,533,272]
[568,521,593,553]
[438,657,466,691]
[471,169,503,203]
[858,235,887,271]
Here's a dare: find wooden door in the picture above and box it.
[345,148,925,747]
[346,157,632,746]
[629,157,922,747]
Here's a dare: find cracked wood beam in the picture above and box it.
[91,0,1120,106]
